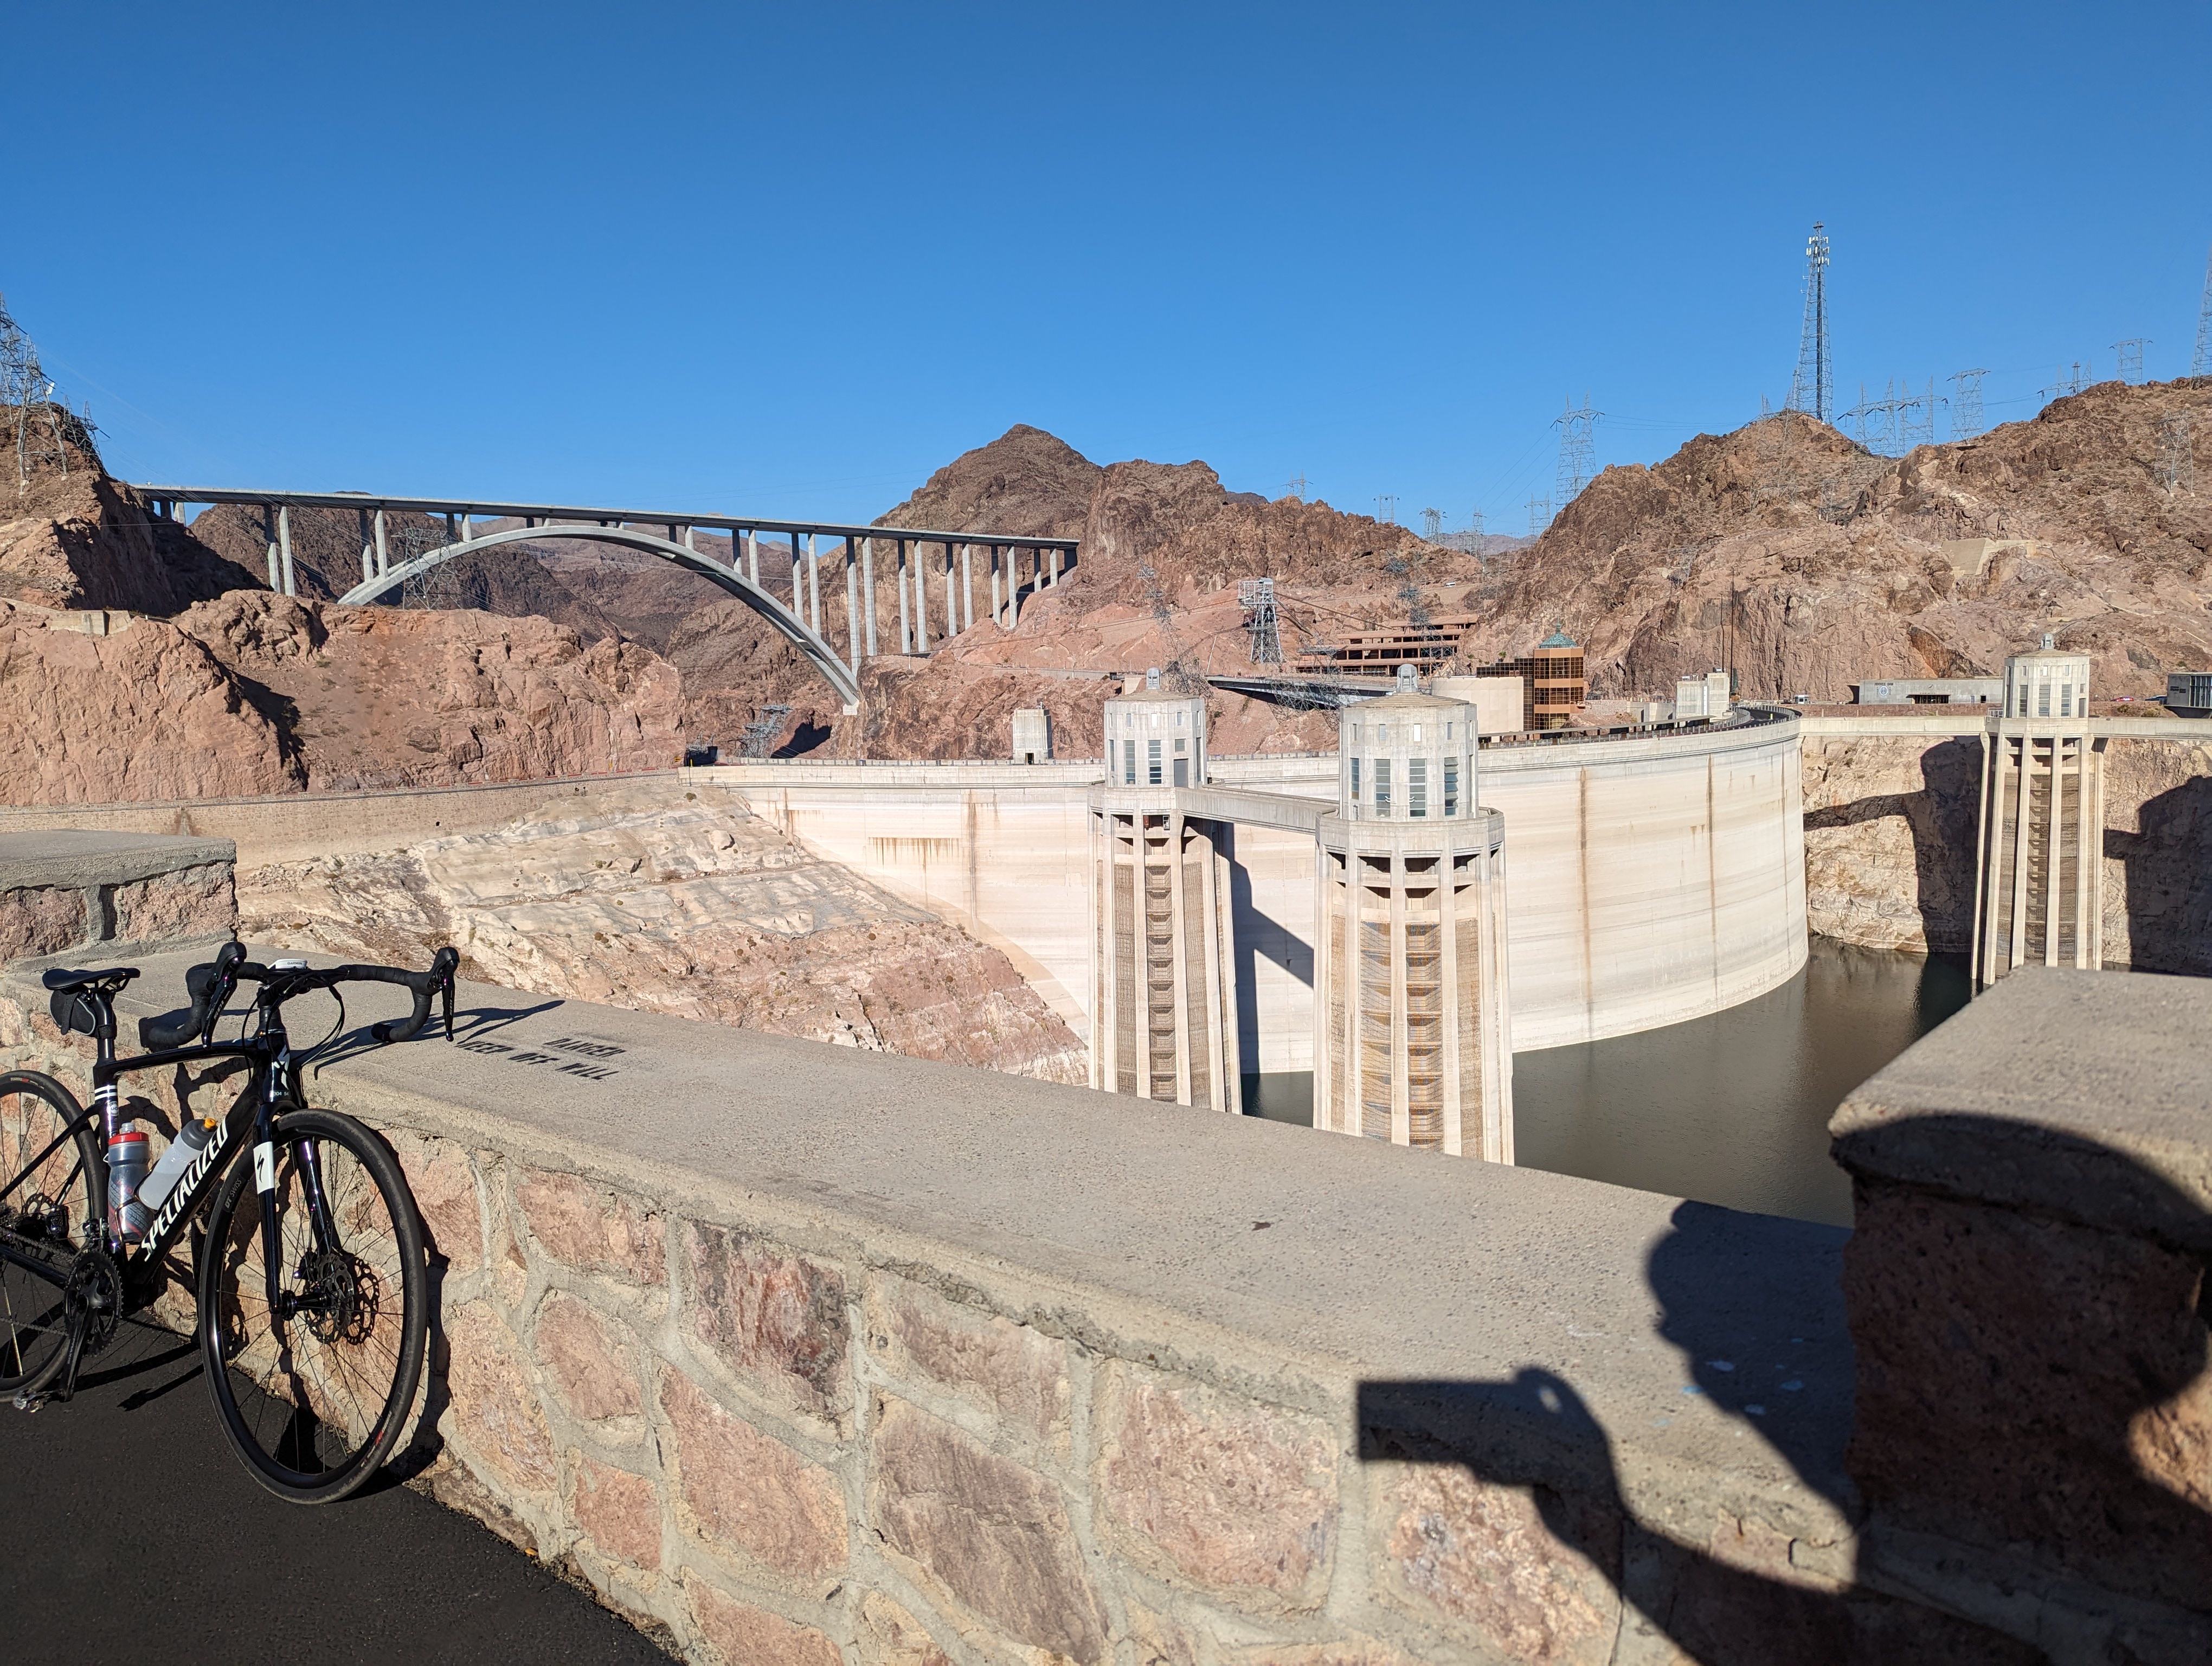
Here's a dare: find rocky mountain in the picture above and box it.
[0,592,682,803]
[239,787,1086,1081]
[1475,379,2212,701]
[0,428,261,615]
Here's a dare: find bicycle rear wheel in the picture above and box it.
[0,1072,100,1397]
[198,1108,427,1504]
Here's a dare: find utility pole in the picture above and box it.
[1786,222,1833,423]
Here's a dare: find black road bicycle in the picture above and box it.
[0,940,459,1504]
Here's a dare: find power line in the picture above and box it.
[1786,222,1833,423]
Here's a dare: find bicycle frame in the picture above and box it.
[0,1007,320,1322]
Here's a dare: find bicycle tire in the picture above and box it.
[197,1108,428,1504]
[0,1072,101,1397]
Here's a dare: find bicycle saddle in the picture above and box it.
[41,966,138,1037]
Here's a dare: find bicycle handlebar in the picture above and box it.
[138,943,460,1051]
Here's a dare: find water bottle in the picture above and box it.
[106,1130,150,1243]
[138,1119,216,1215]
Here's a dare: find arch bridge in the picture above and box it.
[133,486,1080,714]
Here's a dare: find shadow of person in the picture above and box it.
[2105,773,2212,975]
[1361,1129,2212,1664]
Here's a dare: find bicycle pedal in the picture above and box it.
[12,1391,46,1413]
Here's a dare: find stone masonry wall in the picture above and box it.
[0,982,2055,1666]
[0,862,235,964]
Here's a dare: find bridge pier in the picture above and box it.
[278,505,295,598]
[844,537,860,669]
[862,536,878,658]
[961,542,974,631]
[374,509,388,580]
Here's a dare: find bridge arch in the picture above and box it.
[335,522,863,711]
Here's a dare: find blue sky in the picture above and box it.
[12,3,2210,533]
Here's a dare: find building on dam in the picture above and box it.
[1089,671,1239,1111]
[1315,668,1513,1161]
[1974,635,2105,988]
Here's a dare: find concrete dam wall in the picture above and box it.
[705,713,1810,1058]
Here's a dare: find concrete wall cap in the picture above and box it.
[0,830,238,892]
[1830,968,2212,1251]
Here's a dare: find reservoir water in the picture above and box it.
[1247,938,1971,1228]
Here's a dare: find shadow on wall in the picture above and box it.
[2107,775,2212,975]
[1360,1125,2211,1663]
[1800,738,1981,952]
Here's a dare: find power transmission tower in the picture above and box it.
[2040,362,2092,402]
[737,704,793,759]
[1896,377,1937,450]
[1553,396,1602,511]
[2158,413,2195,498]
[2113,338,2148,383]
[1468,508,1485,541]
[1949,369,1988,440]
[1526,495,1552,536]
[1237,578,1284,664]
[1282,471,1309,502]
[2194,249,2212,378]
[1420,507,1444,540]
[1844,381,1896,454]
[1786,222,1833,422]
[1374,495,1398,524]
[0,294,70,495]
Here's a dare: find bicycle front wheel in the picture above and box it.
[198,1108,428,1504]
[0,1072,101,1398]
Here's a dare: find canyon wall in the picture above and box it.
[1801,719,2212,971]
[237,784,1084,1082]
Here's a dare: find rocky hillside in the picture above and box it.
[0,424,260,614]
[0,592,682,803]
[1477,379,2212,701]
[239,787,1085,1081]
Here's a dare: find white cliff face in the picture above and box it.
[238,787,1086,1082]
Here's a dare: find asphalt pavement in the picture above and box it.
[0,1311,672,1664]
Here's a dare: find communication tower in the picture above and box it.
[2113,338,2148,383]
[2194,249,2212,378]
[1552,396,1602,512]
[1237,578,1285,664]
[1949,369,1988,440]
[1786,222,1833,423]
